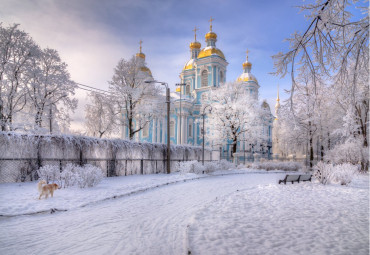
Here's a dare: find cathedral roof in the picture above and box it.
[197,46,225,60]
[183,59,195,70]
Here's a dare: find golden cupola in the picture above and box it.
[197,17,226,60]
[237,49,258,83]
[184,26,201,71]
[135,40,153,78]
[136,40,146,59]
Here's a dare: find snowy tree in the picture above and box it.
[0,23,39,131]
[108,56,163,140]
[203,82,264,158]
[273,0,369,170]
[85,92,116,138]
[26,48,77,133]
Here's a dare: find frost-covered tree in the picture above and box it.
[85,92,116,138]
[26,48,77,133]
[204,82,264,157]
[0,23,39,131]
[109,56,163,140]
[273,0,369,170]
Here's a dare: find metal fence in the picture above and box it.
[0,157,218,183]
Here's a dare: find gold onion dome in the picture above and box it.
[190,41,201,49]
[243,60,252,68]
[136,40,145,59]
[237,73,258,83]
[205,31,217,40]
[197,47,225,59]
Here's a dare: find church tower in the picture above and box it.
[135,40,153,82]
[180,18,228,104]
[236,50,260,99]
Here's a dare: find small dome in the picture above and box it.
[205,31,217,40]
[237,72,258,83]
[140,66,152,76]
[197,46,225,60]
[190,41,201,49]
[136,52,145,59]
[243,61,252,68]
[183,59,195,70]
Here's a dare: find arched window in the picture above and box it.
[201,70,208,87]
[186,84,190,95]
[170,120,175,137]
[188,122,193,138]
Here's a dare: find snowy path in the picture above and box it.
[0,173,276,255]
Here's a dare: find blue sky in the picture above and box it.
[1,0,320,130]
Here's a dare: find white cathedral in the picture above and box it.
[121,19,275,161]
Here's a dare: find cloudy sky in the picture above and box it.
[1,0,312,131]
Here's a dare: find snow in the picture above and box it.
[0,169,368,255]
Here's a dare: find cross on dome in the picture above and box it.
[192,26,198,41]
[209,17,214,31]
[246,49,250,61]
[139,40,143,53]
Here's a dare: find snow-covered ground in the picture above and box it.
[0,169,368,255]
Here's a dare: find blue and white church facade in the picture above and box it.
[122,21,274,160]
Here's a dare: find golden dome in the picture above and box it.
[136,52,145,59]
[190,41,201,49]
[140,66,152,76]
[197,47,225,60]
[205,31,217,40]
[237,73,258,83]
[183,59,194,70]
[243,61,252,68]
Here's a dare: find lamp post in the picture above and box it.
[145,80,171,174]
[201,105,212,165]
[176,83,186,144]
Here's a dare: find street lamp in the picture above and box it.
[145,80,171,174]
[201,105,212,165]
[176,83,186,144]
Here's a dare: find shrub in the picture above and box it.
[75,164,104,188]
[60,163,78,188]
[313,162,359,185]
[325,138,368,169]
[249,161,303,171]
[38,163,104,188]
[177,160,235,174]
[37,165,60,184]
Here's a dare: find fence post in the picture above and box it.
[140,159,144,175]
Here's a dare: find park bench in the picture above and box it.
[278,174,312,184]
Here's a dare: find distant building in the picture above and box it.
[122,19,274,161]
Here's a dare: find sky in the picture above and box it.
[1,0,314,132]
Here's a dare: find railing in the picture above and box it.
[0,157,218,183]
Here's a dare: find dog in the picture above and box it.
[38,180,59,199]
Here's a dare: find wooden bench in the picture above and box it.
[278,174,312,184]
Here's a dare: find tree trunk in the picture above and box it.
[309,121,314,169]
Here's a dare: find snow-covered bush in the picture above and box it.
[313,162,333,185]
[325,139,368,168]
[218,160,235,170]
[249,161,303,171]
[60,163,78,188]
[58,163,104,188]
[37,165,60,184]
[177,161,206,174]
[75,164,104,188]
[177,160,235,174]
[332,163,359,185]
[313,162,359,185]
